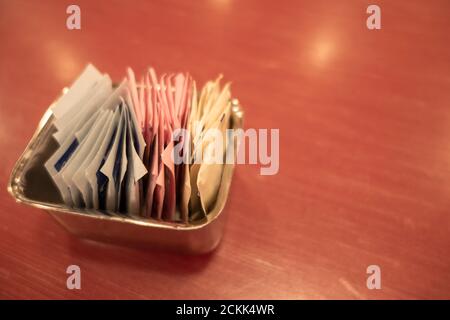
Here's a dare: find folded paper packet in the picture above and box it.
[7,64,243,253]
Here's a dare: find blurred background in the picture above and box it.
[0,0,449,299]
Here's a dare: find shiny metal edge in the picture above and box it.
[7,90,244,253]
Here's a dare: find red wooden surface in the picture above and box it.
[1,0,449,299]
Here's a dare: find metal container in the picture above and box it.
[7,88,244,254]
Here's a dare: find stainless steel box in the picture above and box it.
[7,89,243,254]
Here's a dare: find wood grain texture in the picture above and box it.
[0,0,449,299]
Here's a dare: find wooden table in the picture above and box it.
[0,0,449,299]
